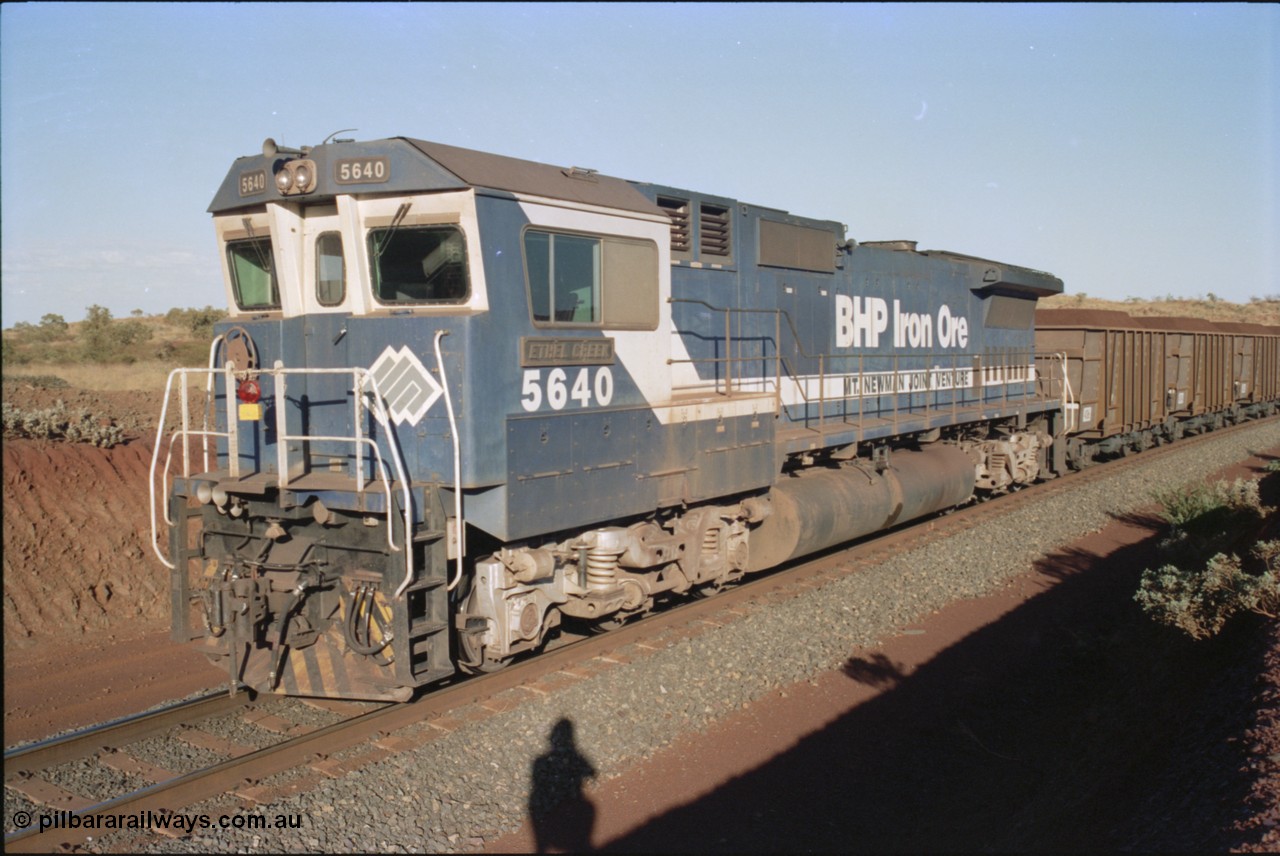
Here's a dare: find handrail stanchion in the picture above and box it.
[202,335,225,473]
[727,310,737,396]
[354,372,365,493]
[774,312,781,405]
[274,363,288,489]
[225,363,239,478]
[433,331,464,596]
[892,353,899,434]
[180,372,191,479]
[952,353,958,425]
[857,353,864,441]
[151,367,234,569]
[150,372,179,570]
[818,354,825,430]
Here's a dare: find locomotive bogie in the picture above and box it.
[459,502,758,669]
[960,429,1053,492]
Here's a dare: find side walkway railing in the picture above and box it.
[668,297,1066,435]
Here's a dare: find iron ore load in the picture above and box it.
[149,136,1280,701]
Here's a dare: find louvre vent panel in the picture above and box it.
[699,204,731,257]
[658,197,691,253]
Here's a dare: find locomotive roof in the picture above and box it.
[209,136,664,217]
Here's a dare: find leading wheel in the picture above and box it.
[587,615,630,635]
[457,624,508,674]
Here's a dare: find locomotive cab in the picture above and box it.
[153,137,688,699]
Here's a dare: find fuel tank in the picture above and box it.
[746,443,975,571]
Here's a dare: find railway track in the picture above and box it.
[4,692,248,780]
[6,414,1276,852]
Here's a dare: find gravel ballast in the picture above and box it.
[65,420,1280,853]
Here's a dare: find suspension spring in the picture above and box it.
[585,546,621,590]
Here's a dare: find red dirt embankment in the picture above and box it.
[3,422,226,743]
[3,437,169,646]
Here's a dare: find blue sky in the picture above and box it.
[2,2,1277,328]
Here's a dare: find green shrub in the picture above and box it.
[72,305,158,363]
[79,304,117,362]
[2,374,70,389]
[37,314,69,339]
[1152,477,1265,529]
[1136,477,1278,639]
[1135,552,1278,640]
[111,317,152,348]
[165,306,227,338]
[1,400,124,447]
[1,337,26,365]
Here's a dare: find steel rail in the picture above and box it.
[4,691,249,779]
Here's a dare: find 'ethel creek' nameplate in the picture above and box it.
[521,337,616,367]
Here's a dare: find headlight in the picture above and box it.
[274,158,317,196]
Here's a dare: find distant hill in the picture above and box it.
[1039,294,1280,327]
[1,306,225,383]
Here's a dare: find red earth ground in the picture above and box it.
[487,450,1280,853]
[3,387,1278,851]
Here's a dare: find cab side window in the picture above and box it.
[524,229,657,330]
[525,231,600,323]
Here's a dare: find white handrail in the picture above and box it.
[431,330,465,596]
[264,366,413,564]
[202,335,225,472]
[149,371,181,570]
[151,364,416,595]
[149,368,233,569]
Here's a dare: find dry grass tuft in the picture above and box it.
[3,362,176,392]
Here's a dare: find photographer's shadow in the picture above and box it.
[529,718,597,853]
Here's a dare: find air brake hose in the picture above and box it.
[344,584,393,656]
[268,589,305,691]
[268,571,316,690]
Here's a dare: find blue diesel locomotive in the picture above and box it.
[151,136,1069,700]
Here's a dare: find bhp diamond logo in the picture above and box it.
[368,346,443,426]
